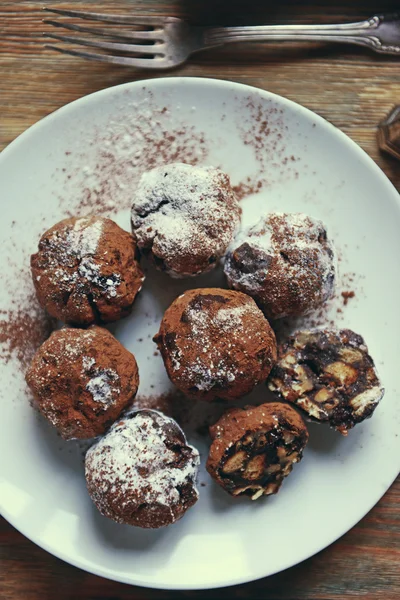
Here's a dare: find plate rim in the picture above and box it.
[1,76,399,590]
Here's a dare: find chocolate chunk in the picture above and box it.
[377,105,400,160]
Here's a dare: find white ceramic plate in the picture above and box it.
[1,78,399,591]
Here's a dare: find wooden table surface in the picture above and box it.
[1,1,400,598]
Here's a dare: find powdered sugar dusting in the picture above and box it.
[70,217,103,255]
[82,356,95,370]
[86,372,119,407]
[85,410,200,509]
[82,355,120,408]
[78,257,121,298]
[236,224,273,254]
[46,217,103,263]
[59,329,98,359]
[187,303,256,339]
[38,217,122,300]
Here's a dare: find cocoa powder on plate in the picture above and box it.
[342,290,355,305]
[0,292,55,371]
[59,100,210,216]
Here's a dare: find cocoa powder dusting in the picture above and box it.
[133,393,179,419]
[342,291,355,306]
[58,92,305,213]
[0,292,55,371]
[233,178,264,201]
[59,100,209,216]
[2,96,212,371]
[272,266,363,342]
[26,326,139,440]
[234,96,301,199]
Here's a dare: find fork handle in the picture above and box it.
[204,14,400,55]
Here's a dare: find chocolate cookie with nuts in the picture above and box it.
[268,328,384,435]
[206,403,308,500]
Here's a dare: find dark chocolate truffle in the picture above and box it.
[26,326,139,440]
[131,163,241,277]
[206,403,308,499]
[268,328,384,435]
[224,212,336,320]
[31,216,144,325]
[85,409,200,528]
[154,288,277,402]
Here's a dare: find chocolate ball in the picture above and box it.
[206,403,308,499]
[224,212,336,320]
[268,328,385,435]
[85,409,200,528]
[26,326,139,440]
[131,163,241,277]
[31,216,144,325]
[154,288,277,402]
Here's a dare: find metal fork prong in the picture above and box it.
[43,7,169,27]
[43,19,162,41]
[44,44,165,69]
[45,33,161,55]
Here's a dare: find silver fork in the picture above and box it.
[43,9,400,70]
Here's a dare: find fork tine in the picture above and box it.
[44,45,166,69]
[43,7,170,27]
[43,19,162,41]
[45,33,161,55]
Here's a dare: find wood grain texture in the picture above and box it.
[0,1,399,598]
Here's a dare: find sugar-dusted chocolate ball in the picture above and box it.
[31,216,144,325]
[26,326,139,440]
[131,163,241,277]
[224,212,336,319]
[154,288,277,401]
[85,409,200,528]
